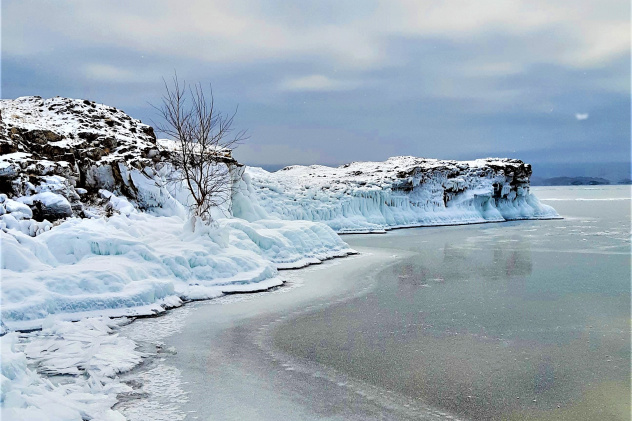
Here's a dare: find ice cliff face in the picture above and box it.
[234,157,559,233]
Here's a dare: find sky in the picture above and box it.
[2,0,630,178]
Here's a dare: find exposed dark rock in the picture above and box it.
[21,129,64,144]
[30,195,73,222]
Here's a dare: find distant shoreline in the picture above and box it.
[530,176,631,186]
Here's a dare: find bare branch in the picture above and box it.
[152,72,246,222]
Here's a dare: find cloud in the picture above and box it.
[84,64,139,82]
[575,113,590,120]
[280,75,358,92]
[2,0,629,72]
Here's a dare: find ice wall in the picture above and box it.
[234,157,559,233]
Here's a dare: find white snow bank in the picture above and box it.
[3,198,33,220]
[17,192,70,210]
[1,209,353,330]
[236,157,559,232]
[1,317,136,421]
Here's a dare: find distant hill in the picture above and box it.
[531,176,612,186]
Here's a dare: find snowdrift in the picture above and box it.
[236,157,559,233]
[1,213,351,331]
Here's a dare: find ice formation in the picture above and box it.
[1,318,139,421]
[236,157,559,233]
[1,212,351,330]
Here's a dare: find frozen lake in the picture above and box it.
[118,186,630,420]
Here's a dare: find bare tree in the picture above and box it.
[154,74,247,222]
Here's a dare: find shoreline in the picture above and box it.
[12,193,629,420]
[3,214,563,334]
[115,244,436,420]
[336,214,563,234]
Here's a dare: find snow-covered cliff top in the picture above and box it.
[0,95,160,171]
[266,156,531,189]
[1,96,156,148]
[0,96,175,225]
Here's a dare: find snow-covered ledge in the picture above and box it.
[233,156,559,233]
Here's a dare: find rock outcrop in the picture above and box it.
[0,96,238,229]
[0,95,557,237]
[235,156,559,233]
[0,96,164,218]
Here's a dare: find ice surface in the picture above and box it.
[1,318,136,421]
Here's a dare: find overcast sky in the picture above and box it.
[2,1,630,175]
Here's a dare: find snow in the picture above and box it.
[1,206,353,331]
[156,138,231,156]
[4,199,33,220]
[236,157,559,232]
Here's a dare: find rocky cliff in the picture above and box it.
[0,96,557,237]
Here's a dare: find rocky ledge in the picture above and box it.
[0,96,165,219]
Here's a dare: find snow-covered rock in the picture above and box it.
[4,197,33,220]
[0,96,213,226]
[237,156,559,232]
[18,192,73,222]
